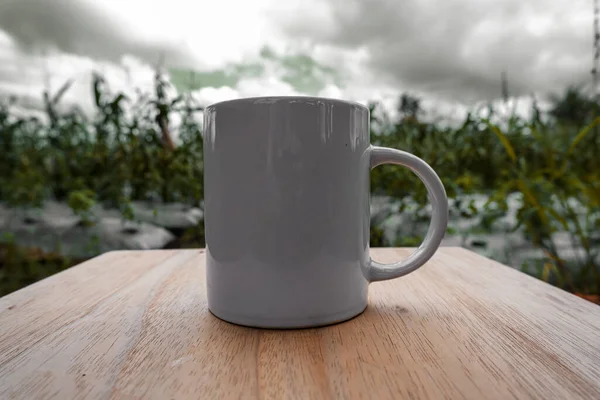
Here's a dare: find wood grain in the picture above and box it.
[1,248,600,400]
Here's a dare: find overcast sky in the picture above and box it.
[0,0,592,116]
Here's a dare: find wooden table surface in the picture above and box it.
[1,248,600,400]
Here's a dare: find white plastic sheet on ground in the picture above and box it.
[0,202,175,258]
[100,201,203,230]
[57,218,175,259]
[370,193,600,269]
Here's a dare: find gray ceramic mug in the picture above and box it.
[203,96,448,328]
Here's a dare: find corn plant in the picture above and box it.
[1,79,599,297]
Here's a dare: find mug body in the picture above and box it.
[203,96,371,328]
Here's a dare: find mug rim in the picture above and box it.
[205,95,367,112]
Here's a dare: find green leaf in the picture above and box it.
[517,178,548,225]
[170,96,184,107]
[52,78,75,105]
[547,208,569,230]
[530,125,543,142]
[567,116,600,156]
[485,120,517,163]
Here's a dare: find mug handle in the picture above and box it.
[366,145,449,282]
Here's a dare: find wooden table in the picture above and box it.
[1,248,600,399]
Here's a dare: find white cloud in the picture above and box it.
[236,77,299,97]
[0,0,590,123]
[192,87,240,106]
[0,31,160,116]
[0,0,286,69]
[269,0,592,103]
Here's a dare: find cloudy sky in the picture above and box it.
[0,0,592,117]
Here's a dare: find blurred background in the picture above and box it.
[0,0,598,302]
